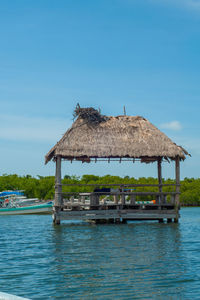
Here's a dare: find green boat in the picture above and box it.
[0,202,53,215]
[0,191,53,215]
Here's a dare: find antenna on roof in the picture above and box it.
[98,107,101,114]
[123,106,126,116]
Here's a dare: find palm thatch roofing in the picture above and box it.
[45,106,189,164]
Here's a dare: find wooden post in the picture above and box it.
[90,193,99,207]
[81,196,85,204]
[157,158,162,204]
[175,157,180,223]
[113,194,119,204]
[54,155,62,225]
[70,196,74,204]
[121,189,125,205]
[130,194,136,205]
[170,194,175,204]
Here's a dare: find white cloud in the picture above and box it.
[160,120,182,131]
[150,0,200,9]
[0,114,72,143]
[184,0,200,8]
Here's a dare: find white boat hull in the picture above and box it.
[0,291,30,299]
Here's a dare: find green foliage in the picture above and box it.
[0,174,199,205]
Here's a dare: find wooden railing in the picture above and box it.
[61,183,179,187]
[55,183,180,207]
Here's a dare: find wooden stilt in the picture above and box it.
[53,218,60,225]
[157,158,163,204]
[174,157,180,223]
[121,219,127,224]
[53,155,62,225]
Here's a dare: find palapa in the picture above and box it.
[45,106,189,164]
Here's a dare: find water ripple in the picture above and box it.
[0,209,200,299]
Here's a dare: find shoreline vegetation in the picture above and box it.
[0,174,199,206]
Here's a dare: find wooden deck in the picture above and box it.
[53,184,180,224]
[53,204,177,223]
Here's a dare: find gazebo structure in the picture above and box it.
[45,106,189,225]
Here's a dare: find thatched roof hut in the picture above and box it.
[45,106,189,164]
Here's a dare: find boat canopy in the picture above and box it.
[0,191,24,198]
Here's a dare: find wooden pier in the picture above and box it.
[45,106,189,225]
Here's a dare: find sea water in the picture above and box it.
[0,208,200,299]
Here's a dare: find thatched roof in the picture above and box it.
[45,107,189,164]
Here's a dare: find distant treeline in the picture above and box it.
[0,174,199,206]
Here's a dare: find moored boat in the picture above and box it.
[0,191,53,215]
[0,202,52,215]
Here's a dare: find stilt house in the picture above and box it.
[45,106,189,224]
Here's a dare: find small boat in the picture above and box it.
[0,191,53,215]
[0,202,53,215]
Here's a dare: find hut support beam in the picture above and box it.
[175,157,180,223]
[53,155,62,225]
[157,158,162,204]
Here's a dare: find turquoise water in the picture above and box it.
[0,208,200,299]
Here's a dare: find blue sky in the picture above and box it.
[1,0,200,179]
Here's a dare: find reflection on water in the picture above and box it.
[0,208,200,299]
[50,222,185,299]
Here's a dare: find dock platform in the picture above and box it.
[53,204,177,223]
[53,185,180,224]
